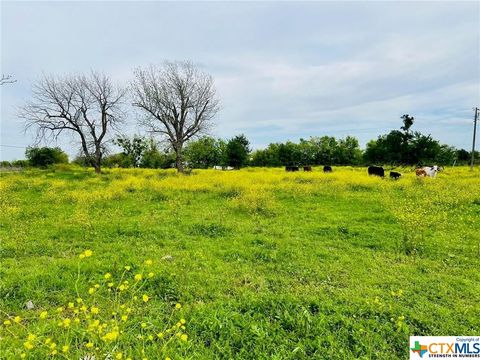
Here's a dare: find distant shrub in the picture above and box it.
[11,159,30,167]
[25,147,68,168]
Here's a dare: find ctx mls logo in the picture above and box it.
[410,336,480,359]
[410,341,428,358]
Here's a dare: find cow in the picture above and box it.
[285,166,299,172]
[368,166,384,177]
[323,165,332,173]
[303,166,312,172]
[416,165,439,178]
[389,171,402,180]
[213,165,235,171]
[415,168,427,177]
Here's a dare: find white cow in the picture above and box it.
[213,165,235,171]
[422,165,439,178]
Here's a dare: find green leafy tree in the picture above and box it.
[25,147,68,168]
[335,136,362,165]
[226,134,250,169]
[114,135,149,168]
[140,139,175,169]
[184,137,223,168]
[251,143,282,167]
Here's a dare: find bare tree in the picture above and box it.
[19,72,126,173]
[0,74,16,85]
[131,61,220,172]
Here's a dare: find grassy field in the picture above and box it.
[0,166,479,359]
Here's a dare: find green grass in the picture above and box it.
[0,166,479,359]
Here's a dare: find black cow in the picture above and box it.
[303,166,312,172]
[389,171,402,180]
[285,166,299,172]
[368,166,384,177]
[323,165,332,173]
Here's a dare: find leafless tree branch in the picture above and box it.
[19,72,127,173]
[0,74,17,85]
[131,61,219,172]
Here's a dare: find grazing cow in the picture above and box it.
[213,165,234,170]
[285,166,299,172]
[415,168,427,177]
[419,165,439,178]
[368,166,385,177]
[323,165,332,173]
[389,171,402,180]
[303,166,312,172]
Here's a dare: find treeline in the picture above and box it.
[3,126,476,170]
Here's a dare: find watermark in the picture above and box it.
[410,337,480,359]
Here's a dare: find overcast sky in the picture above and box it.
[1,1,479,161]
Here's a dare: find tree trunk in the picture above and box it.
[175,146,184,173]
[94,148,102,174]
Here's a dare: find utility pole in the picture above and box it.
[471,107,478,171]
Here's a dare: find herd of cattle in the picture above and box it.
[282,165,442,179]
[212,164,442,178]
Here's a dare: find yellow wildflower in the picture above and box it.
[180,334,188,342]
[148,272,154,278]
[157,332,164,338]
[148,335,154,341]
[3,320,11,326]
[27,334,36,341]
[76,298,83,304]
[79,253,85,259]
[94,283,100,289]
[119,284,126,291]
[13,316,21,323]
[56,307,64,313]
[121,315,128,322]
[108,282,114,288]
[84,249,93,257]
[62,345,69,353]
[142,294,150,303]
[141,322,147,328]
[20,353,26,359]
[175,303,182,309]
[125,266,131,271]
[40,311,48,319]
[91,306,100,315]
[50,343,57,349]
[116,352,123,359]
[68,302,74,308]
[86,342,94,349]
[51,349,58,355]
[104,273,112,280]
[24,341,34,350]
[88,287,95,294]
[134,274,143,281]
[102,331,119,342]
[62,318,71,327]
[45,338,52,345]
[180,318,186,324]
[144,259,153,266]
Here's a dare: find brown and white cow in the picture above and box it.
[416,165,439,178]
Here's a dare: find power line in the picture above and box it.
[0,144,29,149]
